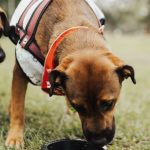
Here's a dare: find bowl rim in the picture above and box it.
[47,138,87,145]
[41,139,107,150]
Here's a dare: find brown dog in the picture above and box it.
[0,0,136,149]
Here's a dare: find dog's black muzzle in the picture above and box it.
[83,118,115,147]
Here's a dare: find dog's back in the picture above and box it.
[35,0,100,56]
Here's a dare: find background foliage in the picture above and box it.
[95,0,150,33]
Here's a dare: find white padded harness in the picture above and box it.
[12,0,105,86]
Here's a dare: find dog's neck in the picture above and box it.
[35,0,109,64]
[52,28,108,64]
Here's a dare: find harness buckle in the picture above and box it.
[23,38,28,44]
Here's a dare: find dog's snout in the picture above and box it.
[84,127,115,146]
[91,138,107,146]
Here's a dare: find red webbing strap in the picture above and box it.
[20,0,52,48]
[28,42,44,64]
[17,0,37,29]
[18,0,52,64]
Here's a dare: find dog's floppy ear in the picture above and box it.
[49,56,73,96]
[116,65,136,84]
[49,70,68,96]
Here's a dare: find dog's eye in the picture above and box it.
[100,100,115,111]
[73,104,87,115]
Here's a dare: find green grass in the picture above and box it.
[0,34,150,150]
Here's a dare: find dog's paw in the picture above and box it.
[5,128,24,149]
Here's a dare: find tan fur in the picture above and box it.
[3,0,135,148]
[0,16,4,31]
[0,7,6,36]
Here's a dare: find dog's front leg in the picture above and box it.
[5,63,28,149]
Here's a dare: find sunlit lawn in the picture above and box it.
[0,34,150,150]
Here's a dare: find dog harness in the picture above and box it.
[10,0,105,93]
[11,0,53,85]
[42,26,89,95]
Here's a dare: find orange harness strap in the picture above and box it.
[42,26,88,95]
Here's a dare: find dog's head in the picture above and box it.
[49,50,136,146]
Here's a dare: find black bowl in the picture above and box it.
[42,139,107,150]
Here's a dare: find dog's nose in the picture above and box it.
[84,128,115,147]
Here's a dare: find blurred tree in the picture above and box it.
[96,0,150,33]
[0,0,20,19]
[8,0,16,18]
[143,0,150,32]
